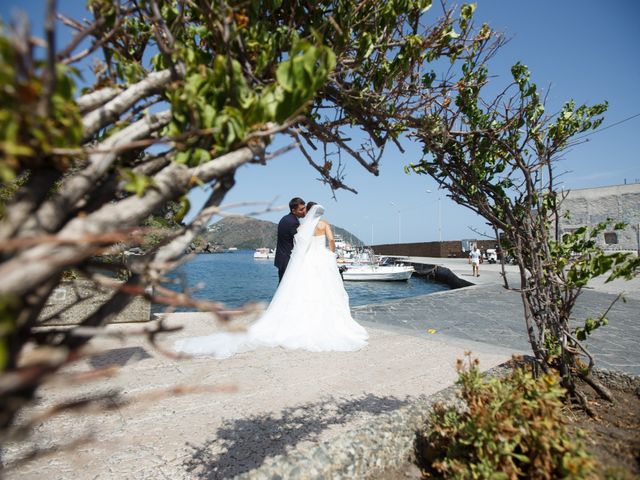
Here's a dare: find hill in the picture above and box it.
[203,216,364,250]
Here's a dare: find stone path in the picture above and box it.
[364,256,640,375]
[2,316,511,480]
[2,256,638,479]
[354,284,640,375]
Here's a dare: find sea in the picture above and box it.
[157,250,450,312]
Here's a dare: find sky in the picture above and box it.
[2,1,639,245]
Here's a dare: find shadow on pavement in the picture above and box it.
[88,346,152,368]
[183,393,409,479]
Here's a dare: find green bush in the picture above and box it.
[418,355,596,479]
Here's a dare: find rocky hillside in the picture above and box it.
[202,216,364,249]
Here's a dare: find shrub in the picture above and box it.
[418,355,596,479]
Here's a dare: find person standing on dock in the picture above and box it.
[469,244,481,277]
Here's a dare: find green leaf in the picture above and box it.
[202,104,217,128]
[120,169,155,196]
[276,60,295,92]
[174,151,191,165]
[461,3,476,21]
[419,0,433,13]
[0,142,34,157]
[173,196,190,223]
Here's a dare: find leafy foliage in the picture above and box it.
[420,355,596,479]
[547,219,637,344]
[0,27,83,182]
[408,57,638,400]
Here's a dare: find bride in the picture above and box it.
[174,203,368,358]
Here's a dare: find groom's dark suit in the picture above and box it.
[274,212,300,282]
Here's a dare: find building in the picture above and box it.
[558,183,640,252]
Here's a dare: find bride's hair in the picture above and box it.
[306,201,317,211]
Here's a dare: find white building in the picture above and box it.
[558,183,640,252]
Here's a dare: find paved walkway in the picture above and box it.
[3,319,512,479]
[2,257,638,479]
[366,257,640,374]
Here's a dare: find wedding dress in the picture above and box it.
[173,205,368,358]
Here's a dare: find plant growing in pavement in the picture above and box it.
[420,354,597,479]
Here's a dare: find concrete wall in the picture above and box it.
[38,279,151,326]
[373,184,640,256]
[559,183,640,252]
[372,239,497,258]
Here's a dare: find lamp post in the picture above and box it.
[363,216,374,245]
[426,190,442,242]
[437,196,442,242]
[389,202,401,244]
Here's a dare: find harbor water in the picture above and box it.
[158,250,450,312]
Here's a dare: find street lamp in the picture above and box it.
[389,202,401,244]
[363,216,374,245]
[426,190,442,242]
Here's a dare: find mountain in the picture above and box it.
[203,216,364,249]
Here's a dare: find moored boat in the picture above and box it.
[253,247,275,259]
[342,264,415,281]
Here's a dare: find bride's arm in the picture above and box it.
[325,222,336,252]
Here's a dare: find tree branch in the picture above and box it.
[37,0,56,119]
[76,87,123,114]
[21,110,172,236]
[0,143,263,297]
[81,69,181,140]
[150,174,235,266]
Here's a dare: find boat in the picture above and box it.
[335,234,359,264]
[253,247,275,259]
[342,264,415,281]
[227,247,238,252]
[341,249,415,281]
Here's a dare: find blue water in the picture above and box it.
[158,250,450,311]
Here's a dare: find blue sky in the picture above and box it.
[2,1,639,245]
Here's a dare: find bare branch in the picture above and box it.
[56,16,105,62]
[37,0,57,118]
[0,169,61,241]
[0,143,263,297]
[21,110,172,236]
[151,175,235,266]
[81,69,181,140]
[61,14,128,66]
[76,87,123,114]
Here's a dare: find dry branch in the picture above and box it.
[81,68,181,140]
[0,142,263,298]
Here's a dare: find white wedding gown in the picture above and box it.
[174,205,368,358]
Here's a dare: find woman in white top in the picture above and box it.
[468,245,481,277]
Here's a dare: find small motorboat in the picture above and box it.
[342,264,415,281]
[253,248,275,259]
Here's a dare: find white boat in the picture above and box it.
[227,247,238,252]
[253,248,275,259]
[342,264,415,281]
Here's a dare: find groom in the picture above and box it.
[274,197,306,282]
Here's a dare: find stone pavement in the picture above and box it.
[2,257,638,479]
[361,256,640,374]
[3,315,512,479]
